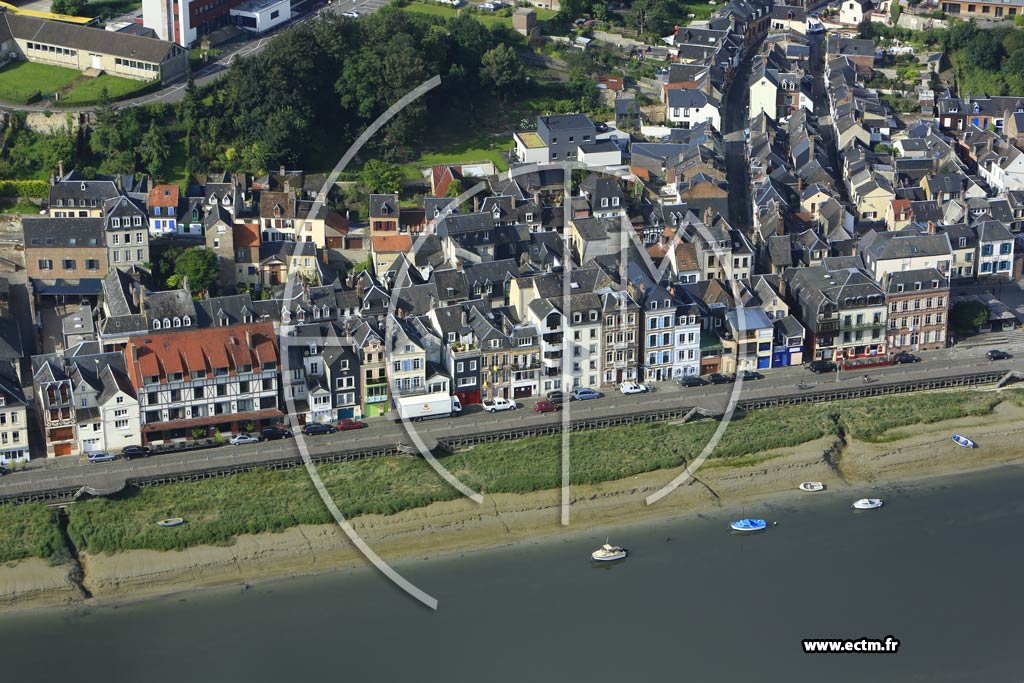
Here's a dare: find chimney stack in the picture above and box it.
[279,165,286,176]
[927,220,936,234]
[246,329,253,348]
[182,275,190,295]
[473,195,480,213]
[58,159,64,179]
[703,206,713,226]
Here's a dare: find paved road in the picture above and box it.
[722,39,760,231]
[807,31,852,206]
[2,340,1022,499]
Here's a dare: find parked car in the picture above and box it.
[986,349,1011,361]
[121,445,152,459]
[342,10,359,16]
[229,433,261,446]
[892,352,920,364]
[571,387,601,401]
[534,400,561,413]
[482,397,518,412]
[337,418,366,431]
[736,370,762,381]
[808,360,837,374]
[618,381,650,395]
[546,390,565,404]
[261,426,292,441]
[707,373,732,385]
[0,465,11,476]
[302,423,338,436]
[680,375,709,388]
[87,452,116,463]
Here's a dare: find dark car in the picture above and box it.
[337,418,366,431]
[302,423,338,436]
[261,426,292,441]
[121,445,152,459]
[534,400,561,413]
[892,352,920,364]
[546,390,565,404]
[708,373,732,385]
[736,370,762,381]
[0,465,11,476]
[986,349,1011,361]
[808,360,837,374]
[680,375,709,388]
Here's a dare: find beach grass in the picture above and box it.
[0,504,68,565]
[28,388,1024,558]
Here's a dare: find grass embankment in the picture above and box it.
[0,504,68,565]
[400,2,555,29]
[58,75,153,105]
[52,390,1008,557]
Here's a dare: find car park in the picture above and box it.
[229,433,261,446]
[482,397,518,412]
[571,387,601,401]
[707,373,731,385]
[337,418,367,431]
[302,423,338,436]
[87,452,116,463]
[986,349,1011,361]
[546,390,565,404]
[534,400,561,413]
[736,370,762,381]
[261,426,292,441]
[121,445,152,459]
[808,360,837,374]
[679,375,709,388]
[618,381,650,395]
[892,352,920,364]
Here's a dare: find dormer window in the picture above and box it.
[958,237,967,247]
[601,198,609,207]
[153,319,161,330]
[492,206,500,218]
[612,197,620,207]
[525,213,534,221]
[448,332,456,342]
[112,217,120,228]
[163,318,171,329]
[573,312,582,323]
[208,194,217,205]
[183,315,191,327]
[173,317,181,327]
[973,103,981,114]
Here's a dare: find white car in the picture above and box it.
[619,381,650,395]
[482,398,517,412]
[342,10,359,16]
[230,433,260,446]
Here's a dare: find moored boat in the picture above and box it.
[799,481,825,492]
[591,542,627,562]
[730,518,767,532]
[852,499,883,510]
[952,434,975,448]
[157,518,185,527]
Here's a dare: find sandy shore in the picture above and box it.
[5,398,1024,613]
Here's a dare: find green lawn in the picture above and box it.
[46,389,1014,558]
[59,74,154,105]
[400,1,555,28]
[0,198,42,214]
[0,62,79,104]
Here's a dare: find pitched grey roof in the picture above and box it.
[23,217,103,247]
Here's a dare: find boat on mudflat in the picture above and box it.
[799,482,825,492]
[157,518,185,527]
[591,542,627,562]
[852,499,883,510]
[952,434,976,448]
[730,519,768,533]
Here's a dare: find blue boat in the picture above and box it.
[952,434,976,448]
[730,518,768,533]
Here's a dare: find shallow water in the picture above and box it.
[4,465,1024,682]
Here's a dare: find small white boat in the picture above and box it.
[157,518,185,527]
[730,518,768,532]
[591,542,627,562]
[952,434,975,448]
[799,481,825,492]
[852,499,883,510]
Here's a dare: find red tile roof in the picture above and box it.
[149,184,179,208]
[126,323,278,389]
[233,223,260,248]
[371,235,413,253]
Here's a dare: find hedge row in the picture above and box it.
[0,180,50,198]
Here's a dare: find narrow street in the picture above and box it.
[807,32,852,205]
[722,40,763,232]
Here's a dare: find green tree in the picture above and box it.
[359,159,402,194]
[950,301,989,333]
[138,122,169,178]
[167,246,220,295]
[591,2,607,22]
[480,44,526,100]
[51,0,85,15]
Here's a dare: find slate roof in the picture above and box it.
[23,217,103,247]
